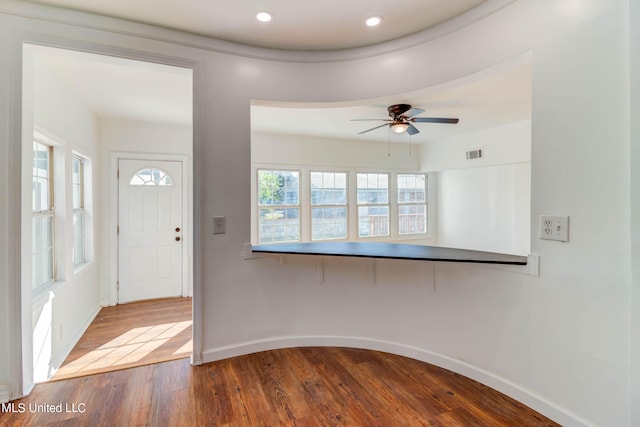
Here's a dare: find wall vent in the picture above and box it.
[466,148,483,160]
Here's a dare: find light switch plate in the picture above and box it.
[539,215,569,242]
[213,216,226,234]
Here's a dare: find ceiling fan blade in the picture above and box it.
[412,117,459,124]
[403,107,425,118]
[357,123,390,134]
[350,118,390,121]
[406,124,420,135]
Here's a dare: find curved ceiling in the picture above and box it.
[27,0,488,50]
[252,57,531,144]
[27,1,529,143]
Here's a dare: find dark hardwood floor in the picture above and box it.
[1,347,559,426]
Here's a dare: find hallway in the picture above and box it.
[52,298,192,381]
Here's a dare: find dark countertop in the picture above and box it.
[251,242,527,265]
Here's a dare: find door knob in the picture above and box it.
[175,236,181,241]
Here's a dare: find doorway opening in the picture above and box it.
[22,44,194,383]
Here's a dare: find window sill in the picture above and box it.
[32,280,64,308]
[73,261,93,276]
[250,241,527,265]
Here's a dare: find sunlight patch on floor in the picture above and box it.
[55,320,191,377]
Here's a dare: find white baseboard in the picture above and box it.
[203,335,595,427]
[0,384,9,403]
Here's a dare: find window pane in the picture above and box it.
[129,168,174,186]
[358,206,389,237]
[310,172,347,240]
[33,177,50,211]
[32,215,54,289]
[258,170,299,206]
[258,207,300,243]
[398,174,426,203]
[312,207,347,240]
[33,142,50,178]
[32,142,51,211]
[73,210,85,265]
[72,157,83,209]
[399,205,427,234]
[397,174,427,235]
[310,172,347,206]
[357,173,389,205]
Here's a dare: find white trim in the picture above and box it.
[203,336,595,427]
[482,253,539,276]
[7,27,27,404]
[6,34,203,399]
[109,152,191,305]
[0,384,9,404]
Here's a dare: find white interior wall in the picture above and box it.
[0,14,17,401]
[423,120,532,254]
[252,132,421,170]
[99,118,192,156]
[631,0,640,422]
[0,1,634,426]
[420,120,531,171]
[25,48,102,382]
[436,163,531,254]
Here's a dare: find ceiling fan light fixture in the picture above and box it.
[256,11,272,23]
[390,122,409,133]
[365,16,382,27]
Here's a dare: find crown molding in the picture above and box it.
[1,0,515,63]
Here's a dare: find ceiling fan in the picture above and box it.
[352,104,459,135]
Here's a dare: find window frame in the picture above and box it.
[72,154,86,267]
[397,173,428,236]
[32,141,56,291]
[309,170,349,241]
[129,167,175,186]
[356,172,390,238]
[256,168,302,244]
[253,165,435,245]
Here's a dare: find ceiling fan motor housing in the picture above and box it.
[388,104,413,118]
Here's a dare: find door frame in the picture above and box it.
[110,152,192,306]
[11,37,204,400]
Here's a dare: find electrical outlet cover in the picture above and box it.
[539,215,569,242]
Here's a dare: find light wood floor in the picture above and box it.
[3,347,560,426]
[52,297,192,381]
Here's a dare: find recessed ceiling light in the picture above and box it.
[365,16,382,27]
[256,11,272,23]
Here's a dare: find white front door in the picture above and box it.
[118,159,183,303]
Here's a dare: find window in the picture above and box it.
[129,168,173,186]
[310,171,347,240]
[357,173,389,237]
[397,173,427,235]
[72,155,86,266]
[258,170,300,243]
[32,141,54,289]
[254,168,432,244]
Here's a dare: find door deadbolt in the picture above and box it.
[175,227,181,232]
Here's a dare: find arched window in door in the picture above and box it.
[129,167,174,186]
